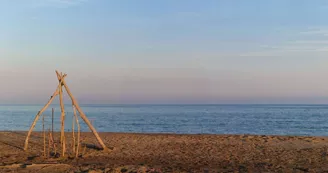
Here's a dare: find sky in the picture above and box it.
[1,0,328,104]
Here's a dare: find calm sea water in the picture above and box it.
[1,104,328,136]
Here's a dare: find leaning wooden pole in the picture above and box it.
[24,74,67,151]
[65,87,108,151]
[24,88,59,151]
[57,71,109,151]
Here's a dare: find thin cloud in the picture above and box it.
[240,27,328,57]
[289,40,328,44]
[31,0,88,8]
[315,47,328,52]
[299,29,328,36]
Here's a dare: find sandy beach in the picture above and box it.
[1,131,328,172]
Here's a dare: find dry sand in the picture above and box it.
[1,131,328,172]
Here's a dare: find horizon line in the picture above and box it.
[1,103,328,106]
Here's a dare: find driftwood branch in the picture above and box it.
[43,114,46,157]
[24,83,61,151]
[25,70,110,155]
[72,112,75,154]
[49,131,56,155]
[51,108,54,142]
[48,128,50,158]
[58,73,66,157]
[24,74,67,151]
[73,105,81,157]
[61,77,109,151]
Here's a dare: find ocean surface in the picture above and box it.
[1,104,328,136]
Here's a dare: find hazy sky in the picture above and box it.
[2,0,328,104]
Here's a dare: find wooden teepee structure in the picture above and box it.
[24,70,109,153]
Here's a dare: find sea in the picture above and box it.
[1,104,328,136]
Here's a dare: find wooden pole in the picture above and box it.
[72,113,76,154]
[59,84,66,156]
[48,128,50,158]
[59,83,64,144]
[62,134,66,157]
[58,73,109,151]
[52,108,54,141]
[43,114,46,157]
[55,72,66,144]
[49,132,57,155]
[73,105,81,157]
[24,89,58,151]
[24,75,67,151]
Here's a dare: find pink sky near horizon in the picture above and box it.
[2,60,328,104]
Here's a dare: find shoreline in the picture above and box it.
[1,131,328,172]
[2,130,326,137]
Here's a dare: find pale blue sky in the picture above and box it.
[1,0,328,104]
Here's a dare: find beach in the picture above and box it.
[1,132,328,172]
